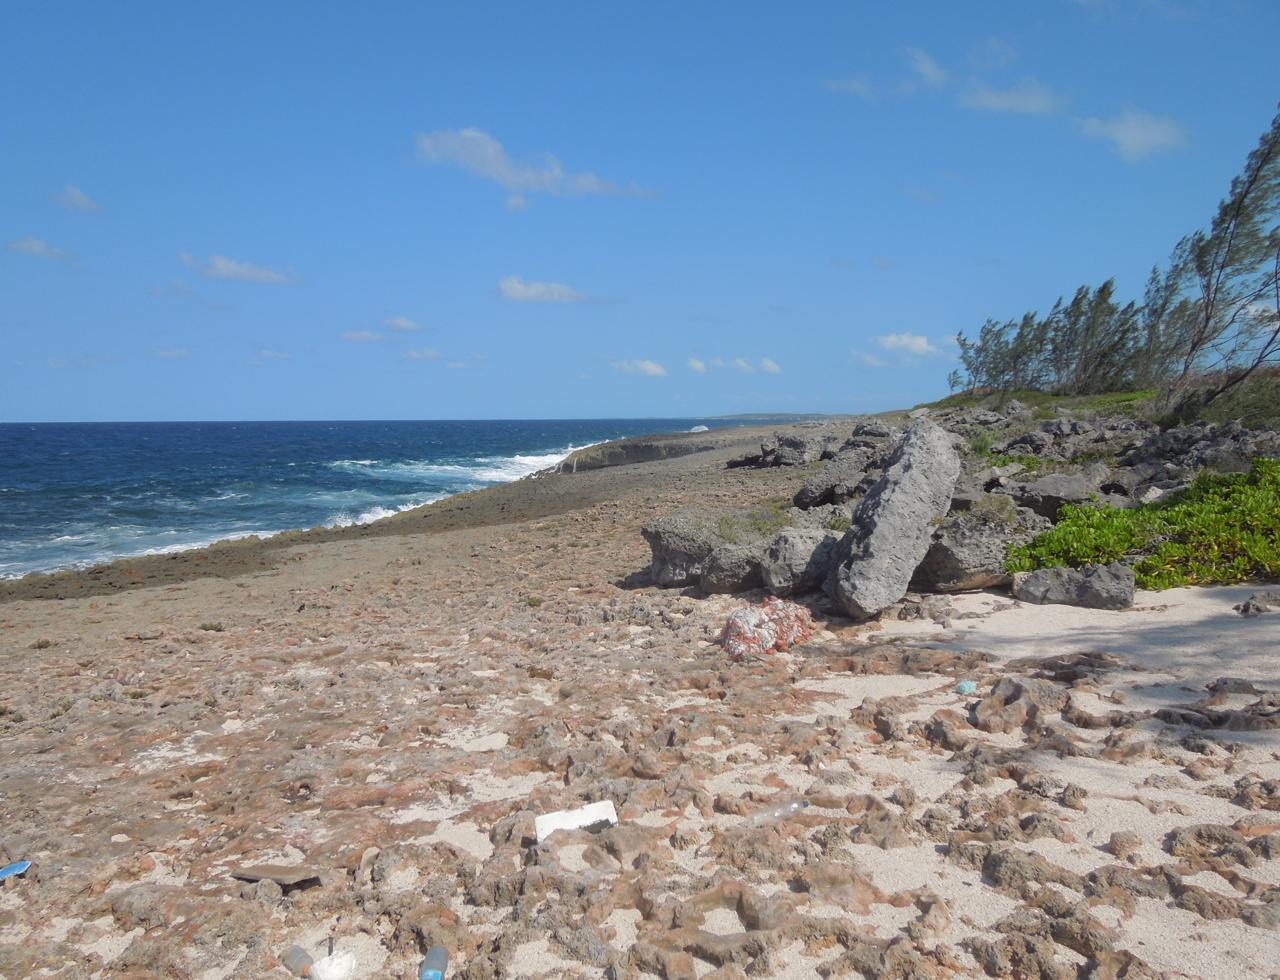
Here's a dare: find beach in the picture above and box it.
[1,421,1278,978]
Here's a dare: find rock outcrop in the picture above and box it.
[1012,562,1136,610]
[640,509,730,587]
[912,504,1050,593]
[793,448,879,509]
[556,434,719,472]
[825,420,962,619]
[760,527,839,596]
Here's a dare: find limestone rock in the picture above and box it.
[912,505,1050,593]
[641,508,730,586]
[760,526,839,597]
[825,419,962,620]
[793,448,876,509]
[700,542,766,594]
[1012,563,1136,610]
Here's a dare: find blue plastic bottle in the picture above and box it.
[419,947,448,980]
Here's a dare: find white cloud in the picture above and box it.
[968,37,1018,71]
[877,332,941,356]
[732,357,755,373]
[181,252,291,284]
[55,185,99,211]
[405,348,442,361]
[417,127,646,200]
[157,348,190,359]
[385,315,422,332]
[823,75,873,99]
[709,357,725,369]
[342,330,383,343]
[1079,109,1187,161]
[498,275,584,303]
[904,47,949,87]
[258,349,289,360]
[853,351,887,368]
[687,357,707,373]
[760,358,781,374]
[7,236,70,261]
[960,78,1060,115]
[613,359,667,377]
[446,361,467,369]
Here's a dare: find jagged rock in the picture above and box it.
[825,420,962,620]
[760,527,839,596]
[1121,420,1280,473]
[701,543,766,594]
[1012,563,1136,610]
[760,432,825,467]
[793,448,876,509]
[1001,429,1055,456]
[642,508,729,586]
[555,434,718,472]
[973,677,1069,733]
[1234,590,1280,616]
[1001,472,1098,520]
[912,505,1050,592]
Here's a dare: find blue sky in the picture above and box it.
[3,1,1277,421]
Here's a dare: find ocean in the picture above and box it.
[0,418,757,579]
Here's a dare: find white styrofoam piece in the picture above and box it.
[533,800,618,843]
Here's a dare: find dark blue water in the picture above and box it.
[0,418,768,578]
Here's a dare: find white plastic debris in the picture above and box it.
[309,952,357,980]
[534,800,619,843]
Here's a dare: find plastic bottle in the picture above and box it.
[419,946,449,980]
[748,798,810,827]
[281,946,314,977]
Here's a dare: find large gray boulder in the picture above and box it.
[700,543,766,594]
[641,509,727,586]
[825,419,962,619]
[1012,562,1136,610]
[912,504,1050,593]
[764,433,826,467]
[1002,472,1096,520]
[761,527,839,596]
[793,448,876,509]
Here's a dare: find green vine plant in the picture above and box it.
[1007,457,1280,590]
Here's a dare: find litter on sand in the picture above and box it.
[230,864,322,888]
[534,800,619,843]
[0,861,31,881]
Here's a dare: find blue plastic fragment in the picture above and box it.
[0,861,31,881]
[955,680,979,696]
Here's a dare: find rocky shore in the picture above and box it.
[1,410,1278,978]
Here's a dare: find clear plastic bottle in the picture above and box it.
[419,946,449,980]
[281,946,314,977]
[748,798,810,827]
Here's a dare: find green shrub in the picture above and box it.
[717,501,791,543]
[969,431,996,456]
[1007,457,1280,589]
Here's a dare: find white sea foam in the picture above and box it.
[323,494,448,528]
[689,425,710,433]
[327,443,598,485]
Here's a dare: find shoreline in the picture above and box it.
[2,411,1277,978]
[0,421,796,603]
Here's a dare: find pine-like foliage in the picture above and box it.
[954,106,1280,410]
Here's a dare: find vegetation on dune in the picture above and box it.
[950,106,1280,420]
[1007,457,1280,589]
